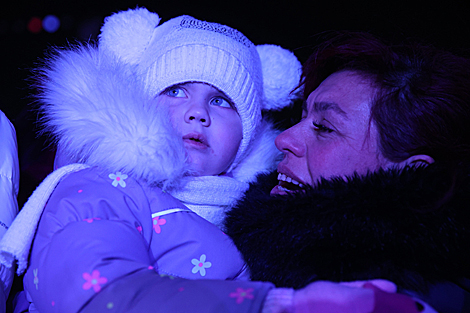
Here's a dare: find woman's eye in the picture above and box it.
[312,121,333,133]
[210,97,232,108]
[165,87,186,98]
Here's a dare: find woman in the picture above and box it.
[226,32,470,313]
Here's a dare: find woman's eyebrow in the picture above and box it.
[311,101,348,119]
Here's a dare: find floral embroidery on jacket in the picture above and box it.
[152,216,166,234]
[191,254,212,277]
[82,270,108,293]
[108,172,128,187]
[229,287,254,304]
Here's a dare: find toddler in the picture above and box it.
[1,7,302,312]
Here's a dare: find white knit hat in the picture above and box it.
[99,7,302,171]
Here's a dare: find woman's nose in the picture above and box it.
[184,101,211,126]
[275,123,305,157]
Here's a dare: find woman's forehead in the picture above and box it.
[306,71,376,115]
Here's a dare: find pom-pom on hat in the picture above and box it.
[99,7,301,171]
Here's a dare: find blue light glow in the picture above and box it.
[43,15,60,33]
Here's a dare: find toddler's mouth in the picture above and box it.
[183,133,209,149]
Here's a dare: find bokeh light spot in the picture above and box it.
[27,17,42,33]
[43,15,60,33]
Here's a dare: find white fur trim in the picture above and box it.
[38,45,188,188]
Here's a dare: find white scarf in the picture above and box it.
[171,176,249,230]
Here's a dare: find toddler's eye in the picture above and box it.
[210,97,233,108]
[165,87,186,98]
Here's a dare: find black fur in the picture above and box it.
[225,163,470,295]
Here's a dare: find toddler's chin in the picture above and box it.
[186,161,206,177]
[185,154,229,177]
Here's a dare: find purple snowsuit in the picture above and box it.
[23,167,274,312]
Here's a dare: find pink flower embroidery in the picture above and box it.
[152,216,166,234]
[229,288,254,304]
[82,270,107,293]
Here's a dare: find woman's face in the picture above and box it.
[271,71,394,195]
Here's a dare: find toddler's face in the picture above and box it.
[159,82,243,176]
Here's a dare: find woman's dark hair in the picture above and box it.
[300,32,470,163]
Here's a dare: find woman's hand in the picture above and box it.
[293,280,375,313]
[291,280,429,313]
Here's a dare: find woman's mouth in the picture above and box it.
[271,173,305,195]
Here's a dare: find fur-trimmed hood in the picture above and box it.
[36,44,282,190]
[225,163,470,294]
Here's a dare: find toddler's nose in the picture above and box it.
[185,101,211,126]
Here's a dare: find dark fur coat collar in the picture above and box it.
[225,163,470,294]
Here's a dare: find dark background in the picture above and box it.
[1,0,470,205]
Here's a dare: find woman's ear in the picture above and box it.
[397,154,435,168]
